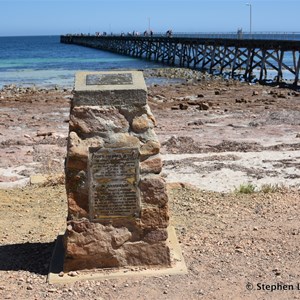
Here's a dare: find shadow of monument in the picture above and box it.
[0,241,55,275]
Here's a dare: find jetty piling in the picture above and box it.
[61,34,300,85]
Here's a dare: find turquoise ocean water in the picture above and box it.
[0,35,165,88]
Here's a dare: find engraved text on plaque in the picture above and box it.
[88,147,140,220]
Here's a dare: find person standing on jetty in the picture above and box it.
[166,29,173,37]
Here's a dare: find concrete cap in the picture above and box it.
[75,71,147,92]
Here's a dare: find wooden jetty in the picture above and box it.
[61,34,300,85]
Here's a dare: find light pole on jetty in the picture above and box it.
[246,3,252,35]
[148,17,151,32]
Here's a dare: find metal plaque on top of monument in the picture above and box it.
[86,73,133,86]
[88,147,140,220]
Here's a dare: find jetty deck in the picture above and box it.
[61,34,300,85]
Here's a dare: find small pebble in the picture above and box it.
[68,271,78,277]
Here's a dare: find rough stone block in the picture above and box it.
[140,154,163,174]
[104,133,140,149]
[141,206,169,229]
[68,131,104,159]
[122,242,170,266]
[132,128,158,144]
[65,169,89,218]
[64,220,170,271]
[66,192,89,219]
[65,156,87,170]
[140,140,160,158]
[139,175,168,207]
[69,106,129,136]
[143,228,168,243]
[131,114,154,133]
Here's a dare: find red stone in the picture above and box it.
[139,176,168,207]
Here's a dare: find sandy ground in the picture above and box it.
[0,77,300,299]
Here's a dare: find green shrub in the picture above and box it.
[260,183,282,193]
[234,183,256,194]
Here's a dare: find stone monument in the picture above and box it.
[63,71,170,271]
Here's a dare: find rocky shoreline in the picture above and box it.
[0,71,300,190]
[0,67,238,93]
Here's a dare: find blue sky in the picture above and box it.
[0,0,299,36]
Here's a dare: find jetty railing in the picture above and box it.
[152,32,300,41]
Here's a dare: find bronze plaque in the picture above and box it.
[88,147,140,220]
[86,73,133,86]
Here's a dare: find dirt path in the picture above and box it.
[0,184,300,300]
